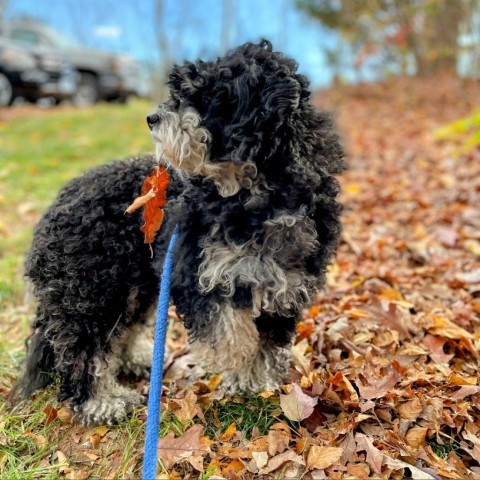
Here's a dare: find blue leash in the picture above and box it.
[142,225,179,480]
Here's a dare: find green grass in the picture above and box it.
[0,100,155,307]
[204,394,280,440]
[427,435,464,460]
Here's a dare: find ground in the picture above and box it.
[0,77,479,479]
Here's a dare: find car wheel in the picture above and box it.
[0,72,13,107]
[73,73,99,106]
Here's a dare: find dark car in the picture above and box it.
[2,20,144,105]
[0,38,77,106]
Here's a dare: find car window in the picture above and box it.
[10,29,40,45]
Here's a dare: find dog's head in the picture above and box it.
[147,40,343,197]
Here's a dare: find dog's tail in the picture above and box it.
[9,329,55,402]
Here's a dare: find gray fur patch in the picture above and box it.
[198,212,319,316]
[190,300,259,372]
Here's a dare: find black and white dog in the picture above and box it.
[15,41,344,424]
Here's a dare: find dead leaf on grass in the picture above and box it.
[280,384,318,422]
[43,404,57,426]
[157,424,210,469]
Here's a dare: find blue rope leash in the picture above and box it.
[142,225,179,480]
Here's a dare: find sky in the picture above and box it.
[4,0,342,87]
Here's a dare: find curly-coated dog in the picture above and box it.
[15,40,344,424]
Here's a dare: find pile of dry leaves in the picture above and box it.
[153,75,480,479]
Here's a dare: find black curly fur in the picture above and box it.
[15,40,344,421]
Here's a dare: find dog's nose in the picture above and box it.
[146,113,160,129]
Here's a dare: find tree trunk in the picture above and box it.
[414,0,465,76]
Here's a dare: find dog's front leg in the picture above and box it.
[189,299,260,378]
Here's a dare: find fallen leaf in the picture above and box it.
[435,227,458,247]
[43,404,57,426]
[327,371,359,407]
[56,450,70,474]
[175,390,199,421]
[357,365,401,400]
[66,470,89,480]
[355,433,383,475]
[405,427,428,449]
[456,269,480,283]
[259,450,305,475]
[383,455,436,479]
[220,422,237,442]
[93,426,109,437]
[291,339,311,375]
[187,455,205,472]
[347,463,370,478]
[252,451,268,469]
[158,424,210,469]
[362,300,412,338]
[451,385,480,400]
[280,384,318,422]
[90,434,101,449]
[398,397,423,420]
[422,335,454,363]
[267,422,291,456]
[57,407,73,423]
[448,373,477,385]
[464,239,480,257]
[306,446,343,471]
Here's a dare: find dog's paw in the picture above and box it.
[73,388,143,425]
[222,370,281,395]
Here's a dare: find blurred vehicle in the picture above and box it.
[0,38,77,107]
[2,20,143,105]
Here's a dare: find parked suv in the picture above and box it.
[2,20,143,105]
[0,38,76,106]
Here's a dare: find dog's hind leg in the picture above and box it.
[69,329,144,425]
[24,309,143,425]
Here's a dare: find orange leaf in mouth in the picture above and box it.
[126,165,170,248]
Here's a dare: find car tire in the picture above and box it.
[0,72,14,107]
[73,73,99,106]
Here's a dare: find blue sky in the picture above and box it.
[5,0,341,87]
